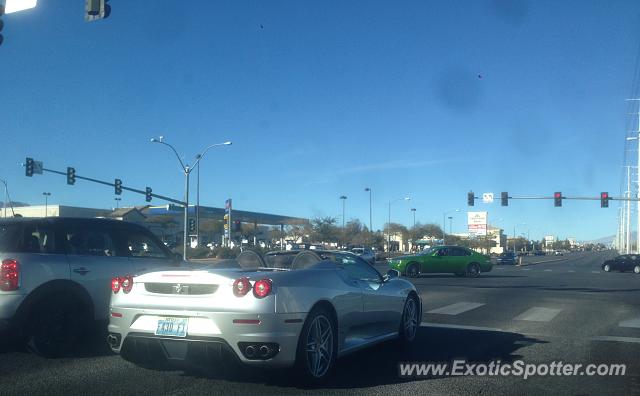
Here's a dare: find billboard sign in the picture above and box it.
[468,211,488,236]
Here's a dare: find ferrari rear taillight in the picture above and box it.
[233,277,251,297]
[253,279,272,299]
[121,275,134,294]
[0,259,19,291]
[111,276,122,294]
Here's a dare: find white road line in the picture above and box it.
[515,307,562,322]
[543,269,552,272]
[619,318,640,328]
[592,336,640,344]
[522,268,531,271]
[427,302,485,315]
[568,270,575,273]
[591,271,600,274]
[420,322,503,332]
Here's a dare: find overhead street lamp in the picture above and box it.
[388,197,411,252]
[442,209,459,244]
[151,136,232,260]
[42,192,51,217]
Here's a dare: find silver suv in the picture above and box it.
[0,217,181,357]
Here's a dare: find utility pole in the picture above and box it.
[626,165,631,254]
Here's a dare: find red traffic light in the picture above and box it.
[601,192,609,208]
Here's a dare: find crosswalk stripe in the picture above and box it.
[427,302,485,315]
[619,318,640,328]
[592,336,640,344]
[420,322,502,332]
[515,307,562,322]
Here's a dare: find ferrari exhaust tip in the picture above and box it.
[259,345,270,357]
[245,345,256,357]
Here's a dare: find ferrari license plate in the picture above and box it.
[155,317,188,337]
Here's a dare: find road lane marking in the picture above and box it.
[543,269,552,272]
[619,318,640,328]
[592,336,640,344]
[427,302,485,315]
[515,307,562,322]
[568,270,575,273]
[591,271,600,274]
[420,322,503,332]
[522,268,531,271]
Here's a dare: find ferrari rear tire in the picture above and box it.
[295,306,337,384]
[406,263,420,278]
[603,264,611,272]
[634,265,640,274]
[399,295,419,343]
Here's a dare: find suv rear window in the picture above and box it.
[0,224,21,252]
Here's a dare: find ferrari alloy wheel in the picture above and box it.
[634,265,640,274]
[400,295,419,343]
[296,307,337,384]
[603,264,611,272]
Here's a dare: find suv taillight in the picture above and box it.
[111,276,122,294]
[0,259,19,291]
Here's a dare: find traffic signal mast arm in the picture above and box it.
[34,164,186,205]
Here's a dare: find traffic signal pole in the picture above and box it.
[183,166,190,260]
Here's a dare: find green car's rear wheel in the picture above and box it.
[465,263,481,278]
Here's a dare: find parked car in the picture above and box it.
[554,250,564,256]
[107,249,420,383]
[387,245,492,278]
[350,247,376,264]
[0,217,182,357]
[602,255,640,273]
[496,251,517,265]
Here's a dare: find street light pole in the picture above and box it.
[340,195,347,228]
[114,197,121,209]
[442,209,459,245]
[388,197,411,252]
[151,137,232,260]
[0,179,7,218]
[42,192,51,217]
[365,187,372,232]
[411,208,416,228]
[448,216,453,235]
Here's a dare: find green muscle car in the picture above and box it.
[388,246,492,278]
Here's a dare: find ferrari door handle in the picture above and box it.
[73,267,90,275]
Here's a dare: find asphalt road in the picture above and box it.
[2,251,639,395]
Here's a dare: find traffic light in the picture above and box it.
[233,220,241,232]
[85,0,111,21]
[0,4,5,47]
[601,192,609,208]
[554,192,562,207]
[145,187,152,202]
[501,192,508,206]
[188,218,196,233]
[114,179,122,195]
[467,191,474,206]
[67,167,76,185]
[25,157,34,177]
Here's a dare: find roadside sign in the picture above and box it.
[482,192,494,204]
[33,161,43,175]
[468,211,488,236]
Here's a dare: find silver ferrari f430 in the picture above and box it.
[107,250,421,382]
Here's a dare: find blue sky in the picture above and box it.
[1,0,639,241]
